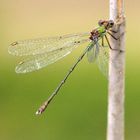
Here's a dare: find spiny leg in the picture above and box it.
[107,32,125,52]
[107,31,119,40]
[102,36,104,47]
[107,30,125,40]
[36,46,90,115]
[105,35,114,50]
[109,29,118,33]
[105,34,123,52]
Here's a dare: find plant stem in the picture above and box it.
[107,0,125,140]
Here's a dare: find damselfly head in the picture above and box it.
[98,20,114,29]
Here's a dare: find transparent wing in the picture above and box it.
[86,37,103,63]
[86,37,109,78]
[87,41,99,63]
[87,43,95,62]
[15,45,79,73]
[96,44,109,78]
[8,32,90,56]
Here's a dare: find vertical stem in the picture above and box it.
[107,0,125,140]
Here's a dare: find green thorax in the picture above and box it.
[97,26,106,35]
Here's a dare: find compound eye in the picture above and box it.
[98,20,104,26]
[109,20,114,26]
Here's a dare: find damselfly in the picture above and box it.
[8,20,119,115]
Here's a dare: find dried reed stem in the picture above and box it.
[107,0,126,140]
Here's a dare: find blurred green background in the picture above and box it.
[0,0,140,140]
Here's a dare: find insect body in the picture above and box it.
[8,20,118,115]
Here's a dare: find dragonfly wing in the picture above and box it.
[96,44,109,78]
[8,32,90,56]
[16,45,77,73]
